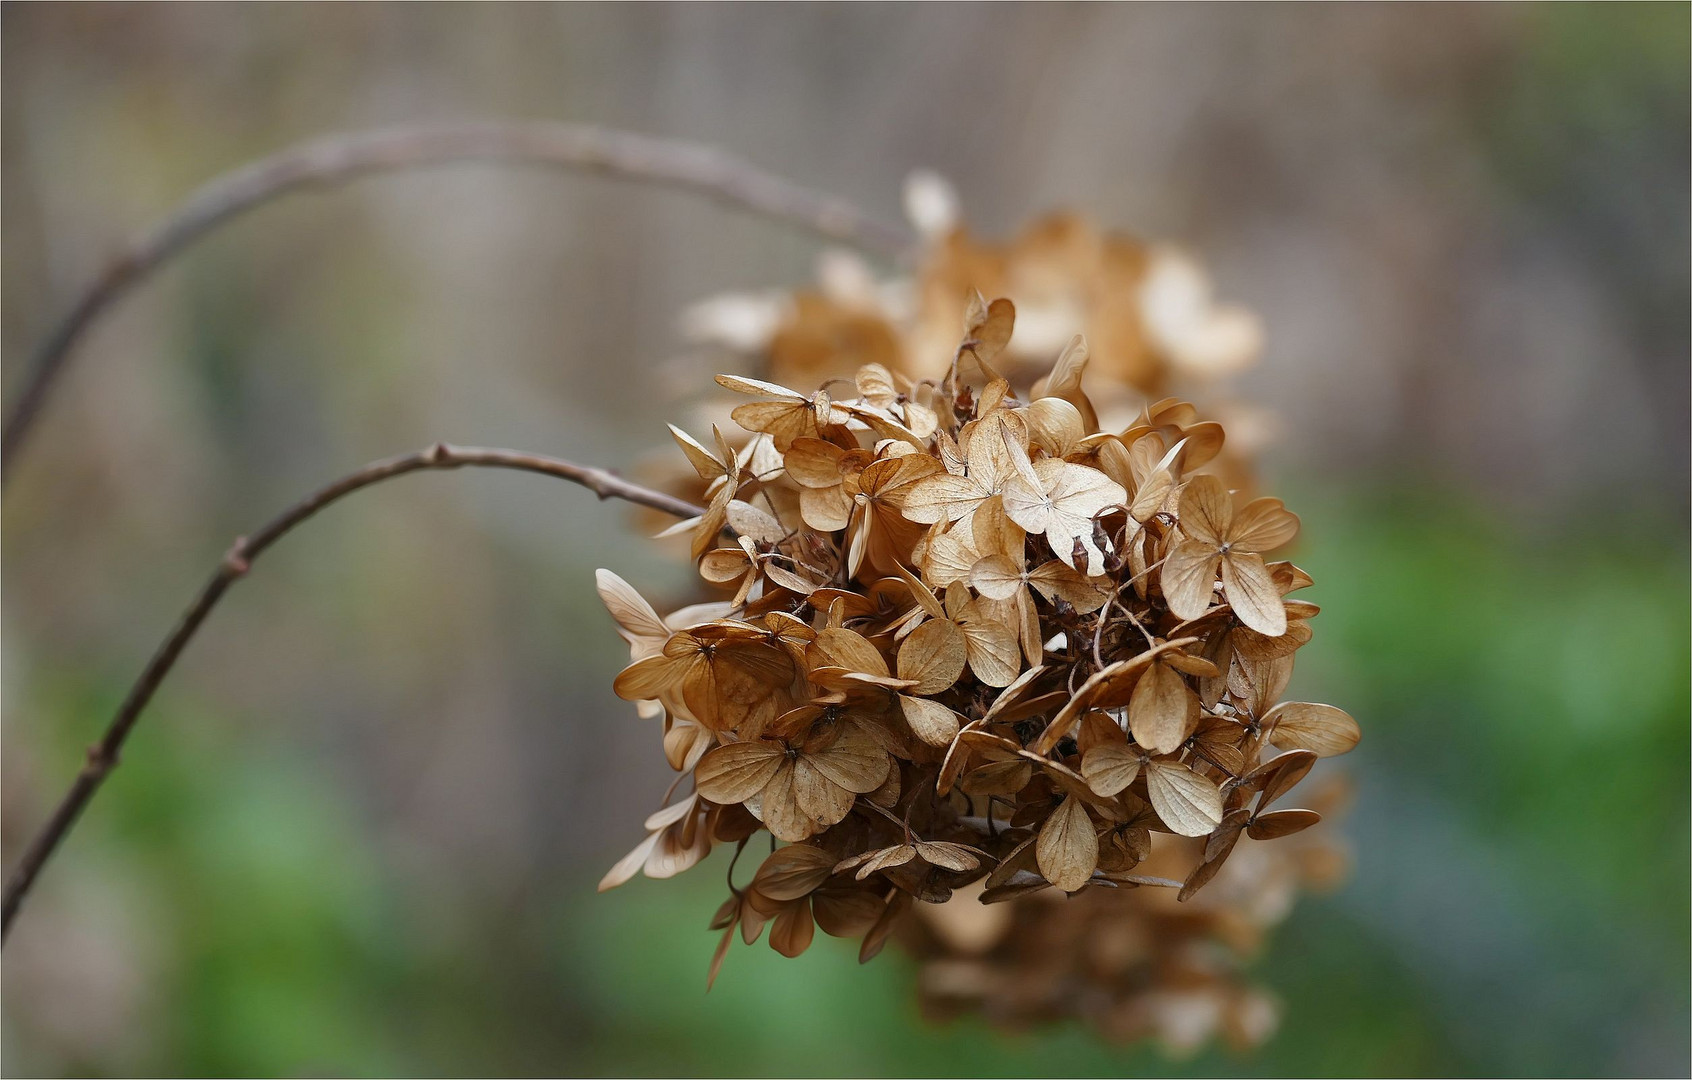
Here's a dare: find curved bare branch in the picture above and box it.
[0,442,706,939]
[1,121,912,479]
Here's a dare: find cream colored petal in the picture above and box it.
[969,554,1027,601]
[595,568,670,646]
[598,831,661,892]
[902,473,991,524]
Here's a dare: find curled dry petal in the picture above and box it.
[1262,702,1362,757]
[1248,809,1322,840]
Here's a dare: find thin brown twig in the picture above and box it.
[1,121,912,480]
[0,442,705,941]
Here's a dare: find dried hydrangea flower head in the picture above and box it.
[598,296,1359,1012]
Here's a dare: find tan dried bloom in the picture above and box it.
[597,297,1359,1025]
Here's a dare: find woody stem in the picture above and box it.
[1,120,911,482]
[0,443,705,941]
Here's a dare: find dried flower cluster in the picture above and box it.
[598,295,1359,1008]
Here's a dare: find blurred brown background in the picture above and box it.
[3,4,1687,1077]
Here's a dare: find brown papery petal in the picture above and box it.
[698,548,751,584]
[1128,661,1196,756]
[695,741,784,804]
[958,613,1021,688]
[968,297,1017,365]
[691,486,733,561]
[1222,552,1288,637]
[1025,396,1086,458]
[1036,794,1099,892]
[897,619,968,695]
[727,500,787,545]
[758,761,812,842]
[1077,710,1126,754]
[769,898,816,958]
[858,892,911,964]
[799,486,854,532]
[706,923,735,991]
[1177,421,1227,471]
[763,562,823,597]
[1028,560,1112,614]
[715,373,805,400]
[901,472,993,525]
[900,695,962,748]
[980,664,1049,722]
[668,424,726,480]
[645,822,711,880]
[612,654,678,702]
[1161,541,1223,622]
[1263,702,1362,757]
[792,757,857,830]
[857,844,918,880]
[1145,760,1225,837]
[810,627,891,679]
[808,731,892,793]
[1249,749,1318,810]
[959,758,1033,797]
[984,834,1038,890]
[969,554,1026,601]
[1178,808,1248,901]
[935,722,978,796]
[751,843,838,900]
[731,400,821,450]
[916,841,983,872]
[1229,497,1301,553]
[782,438,848,488]
[1177,474,1232,547]
[1081,743,1143,798]
[813,888,884,937]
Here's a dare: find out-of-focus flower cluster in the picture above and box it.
[597,290,1359,1050]
[681,173,1271,450]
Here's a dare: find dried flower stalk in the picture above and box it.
[0,444,706,940]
